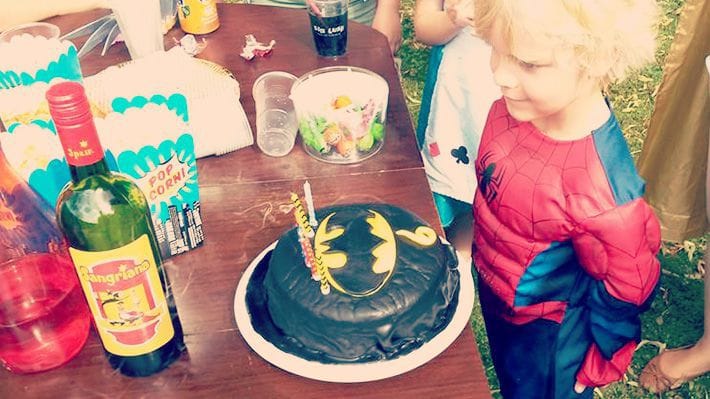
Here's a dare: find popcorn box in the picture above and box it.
[2,119,70,206]
[0,37,83,128]
[106,93,204,257]
[0,38,82,90]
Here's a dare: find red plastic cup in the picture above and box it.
[0,253,91,373]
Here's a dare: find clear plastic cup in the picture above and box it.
[252,71,298,157]
[0,22,60,44]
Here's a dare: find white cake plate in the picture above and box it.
[233,240,475,383]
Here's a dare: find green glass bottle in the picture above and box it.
[46,81,185,377]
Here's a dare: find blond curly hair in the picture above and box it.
[473,0,659,88]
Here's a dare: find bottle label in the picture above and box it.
[69,235,175,356]
[60,130,104,167]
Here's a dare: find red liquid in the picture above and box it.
[0,255,91,373]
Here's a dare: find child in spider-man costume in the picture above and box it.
[470,1,662,398]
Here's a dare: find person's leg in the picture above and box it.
[640,131,710,393]
[704,124,710,349]
[478,281,556,399]
[477,280,593,398]
[698,246,710,349]
[682,128,710,367]
[432,193,473,259]
[445,210,472,259]
[640,269,710,393]
[664,120,710,375]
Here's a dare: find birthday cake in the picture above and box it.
[245,203,460,364]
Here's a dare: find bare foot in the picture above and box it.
[641,340,710,392]
[660,344,710,379]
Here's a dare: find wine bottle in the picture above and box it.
[46,81,185,377]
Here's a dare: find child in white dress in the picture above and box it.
[414,0,498,254]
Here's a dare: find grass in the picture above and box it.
[399,1,709,398]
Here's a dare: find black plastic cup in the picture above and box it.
[307,0,348,57]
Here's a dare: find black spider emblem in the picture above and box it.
[451,146,469,164]
[476,151,503,203]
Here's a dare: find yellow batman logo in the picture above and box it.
[367,210,397,274]
[314,212,347,270]
[313,209,437,297]
[314,210,396,297]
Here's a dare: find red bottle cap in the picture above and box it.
[46,81,93,128]
[46,82,104,166]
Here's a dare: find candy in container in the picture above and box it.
[290,66,388,164]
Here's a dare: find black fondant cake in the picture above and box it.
[246,204,460,363]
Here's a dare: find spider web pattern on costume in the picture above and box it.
[473,100,660,325]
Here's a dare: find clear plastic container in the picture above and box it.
[290,66,388,164]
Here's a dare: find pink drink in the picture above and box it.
[0,254,91,373]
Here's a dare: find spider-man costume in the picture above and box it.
[473,100,661,399]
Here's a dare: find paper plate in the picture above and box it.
[233,240,475,383]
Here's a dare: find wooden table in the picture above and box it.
[0,5,491,398]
